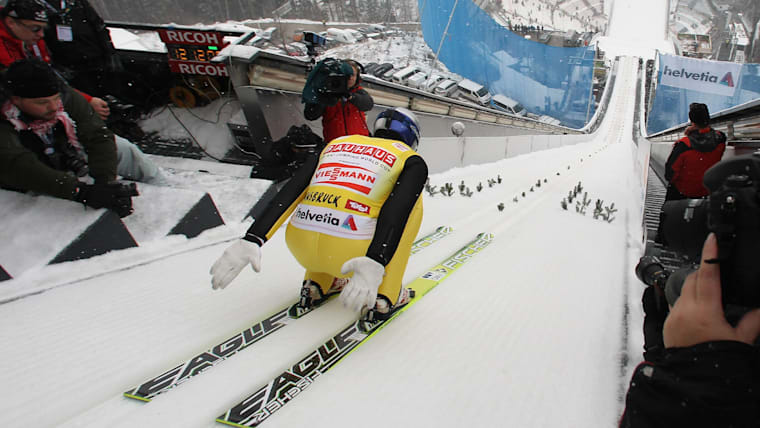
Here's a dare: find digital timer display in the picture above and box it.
[167,45,219,62]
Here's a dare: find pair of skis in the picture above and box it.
[124,228,494,428]
[124,226,454,402]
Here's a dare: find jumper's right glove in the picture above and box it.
[339,256,385,312]
[210,239,262,290]
[75,181,139,218]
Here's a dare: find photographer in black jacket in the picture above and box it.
[620,233,760,427]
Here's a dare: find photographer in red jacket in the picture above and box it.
[664,103,726,200]
[303,59,373,144]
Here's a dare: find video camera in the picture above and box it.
[636,153,760,308]
[301,57,353,105]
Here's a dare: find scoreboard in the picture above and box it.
[158,29,229,77]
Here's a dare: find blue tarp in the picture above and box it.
[647,53,760,134]
[418,0,596,128]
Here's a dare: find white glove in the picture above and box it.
[210,239,262,290]
[339,257,385,312]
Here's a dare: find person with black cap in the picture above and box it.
[663,102,726,200]
[0,58,138,217]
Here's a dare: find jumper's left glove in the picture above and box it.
[339,257,385,312]
[210,239,262,290]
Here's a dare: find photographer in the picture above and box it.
[303,58,373,144]
[621,234,760,427]
[0,58,138,217]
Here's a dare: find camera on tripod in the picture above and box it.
[302,31,326,58]
[636,153,760,308]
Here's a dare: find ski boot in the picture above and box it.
[288,277,349,318]
[359,287,415,332]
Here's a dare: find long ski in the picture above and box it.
[215,232,494,427]
[123,226,453,402]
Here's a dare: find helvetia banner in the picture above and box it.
[659,54,741,97]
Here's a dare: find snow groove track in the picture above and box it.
[0,59,648,428]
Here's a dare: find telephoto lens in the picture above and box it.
[635,256,670,289]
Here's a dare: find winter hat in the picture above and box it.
[5,58,61,98]
[688,103,710,127]
[2,0,53,22]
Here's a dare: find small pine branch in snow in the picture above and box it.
[575,191,591,214]
[593,199,604,219]
[562,187,616,223]
[603,203,617,223]
[425,183,437,197]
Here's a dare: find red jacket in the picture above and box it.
[304,85,372,144]
[0,14,92,102]
[321,85,371,143]
[665,127,726,197]
[0,15,51,67]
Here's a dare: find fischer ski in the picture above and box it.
[215,232,494,427]
[123,226,453,402]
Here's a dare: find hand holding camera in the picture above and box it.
[664,233,760,348]
[75,181,139,217]
[642,153,760,309]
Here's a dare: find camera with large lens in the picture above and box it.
[654,152,760,308]
[61,144,89,177]
[635,255,671,290]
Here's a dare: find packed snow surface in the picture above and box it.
[0,0,671,426]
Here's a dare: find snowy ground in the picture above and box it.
[0,0,670,427]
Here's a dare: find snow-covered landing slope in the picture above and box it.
[0,56,646,428]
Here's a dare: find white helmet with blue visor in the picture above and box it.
[373,107,421,150]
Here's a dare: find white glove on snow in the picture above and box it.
[210,239,262,290]
[339,257,385,312]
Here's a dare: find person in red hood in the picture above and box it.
[304,59,373,144]
[664,102,726,200]
[0,0,110,120]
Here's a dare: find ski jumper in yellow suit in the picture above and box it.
[243,134,427,305]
